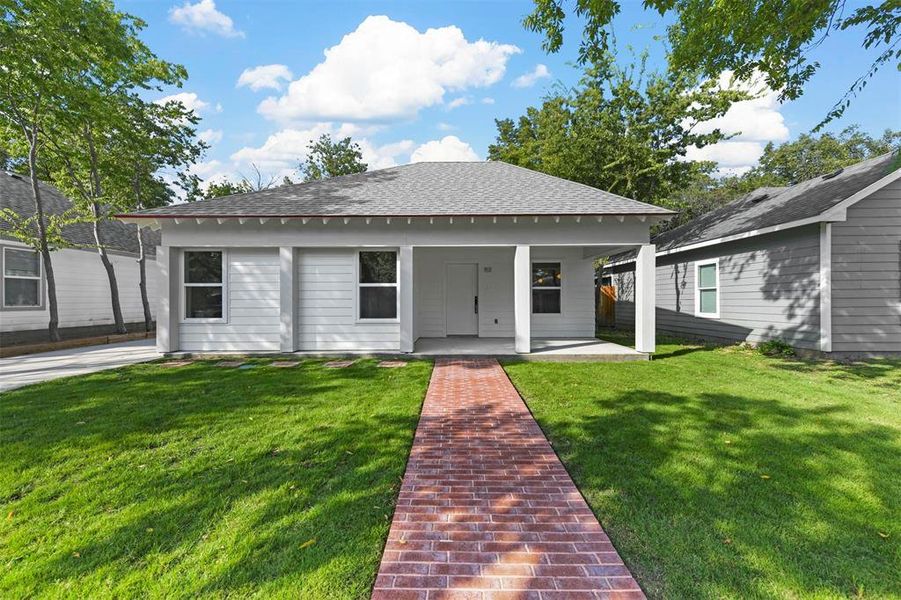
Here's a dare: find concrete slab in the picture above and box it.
[412,337,647,361]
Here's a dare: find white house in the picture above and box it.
[0,171,161,345]
[119,162,673,355]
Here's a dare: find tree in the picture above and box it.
[525,0,900,125]
[299,134,367,182]
[0,0,146,341]
[202,178,249,199]
[488,54,745,203]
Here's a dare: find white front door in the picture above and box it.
[446,263,478,335]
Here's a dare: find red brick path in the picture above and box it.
[372,358,644,600]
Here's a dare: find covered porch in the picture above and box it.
[412,336,647,361]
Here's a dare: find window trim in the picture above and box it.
[531,259,562,315]
[1,246,44,311]
[355,248,400,323]
[694,258,720,319]
[180,248,228,324]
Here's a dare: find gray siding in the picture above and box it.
[831,179,901,352]
[612,226,821,349]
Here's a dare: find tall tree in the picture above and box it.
[489,54,745,203]
[525,0,900,125]
[300,134,367,182]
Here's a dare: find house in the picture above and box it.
[118,161,674,355]
[607,152,901,356]
[0,171,161,345]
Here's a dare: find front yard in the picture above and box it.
[505,335,901,599]
[0,359,432,598]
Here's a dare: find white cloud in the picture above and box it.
[257,15,520,122]
[155,92,213,116]
[686,70,789,174]
[237,64,293,91]
[437,122,455,131]
[168,0,244,38]
[410,136,480,162]
[512,64,550,88]
[481,97,495,104]
[198,128,223,144]
[447,96,471,110]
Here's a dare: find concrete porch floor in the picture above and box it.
[412,337,648,361]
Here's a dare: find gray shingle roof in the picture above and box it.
[651,151,899,254]
[123,161,675,218]
[1,171,160,256]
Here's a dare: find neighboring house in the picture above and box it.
[118,161,674,354]
[0,171,162,344]
[607,152,901,356]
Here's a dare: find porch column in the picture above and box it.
[635,243,656,354]
[513,244,531,353]
[279,247,298,353]
[399,245,414,353]
[156,245,179,353]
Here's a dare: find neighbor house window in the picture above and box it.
[358,250,397,320]
[695,259,719,318]
[183,250,225,320]
[3,247,41,308]
[532,262,561,314]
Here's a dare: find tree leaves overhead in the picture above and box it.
[300,134,368,182]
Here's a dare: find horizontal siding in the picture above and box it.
[531,247,595,338]
[297,249,399,351]
[179,249,281,352]
[831,179,901,352]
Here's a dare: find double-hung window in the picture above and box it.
[532,261,561,314]
[358,250,398,320]
[183,250,225,321]
[3,247,41,308]
[695,259,720,318]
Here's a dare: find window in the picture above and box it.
[3,247,41,308]
[532,262,561,314]
[695,259,719,318]
[358,250,397,320]
[183,250,225,320]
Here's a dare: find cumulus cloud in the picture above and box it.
[198,128,223,144]
[168,0,244,38]
[447,96,471,110]
[512,64,550,88]
[686,70,789,174]
[155,92,213,115]
[410,136,480,162]
[237,64,293,91]
[257,15,520,122]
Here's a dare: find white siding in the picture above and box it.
[0,241,161,333]
[179,249,281,352]
[296,249,400,351]
[530,247,596,338]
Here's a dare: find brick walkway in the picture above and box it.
[372,358,644,600]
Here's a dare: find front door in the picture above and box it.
[446,263,478,335]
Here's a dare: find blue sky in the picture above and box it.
[125,0,900,185]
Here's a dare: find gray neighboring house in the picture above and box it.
[0,171,162,344]
[607,152,901,356]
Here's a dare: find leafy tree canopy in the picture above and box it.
[300,134,367,182]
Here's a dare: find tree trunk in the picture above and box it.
[92,203,127,334]
[137,227,152,332]
[26,131,61,341]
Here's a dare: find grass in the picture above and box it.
[0,358,432,599]
[504,332,901,599]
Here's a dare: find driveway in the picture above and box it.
[0,339,160,392]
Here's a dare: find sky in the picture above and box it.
[124,0,901,187]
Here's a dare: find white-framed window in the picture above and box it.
[182,249,226,322]
[532,261,561,314]
[695,259,720,318]
[357,250,398,321]
[3,247,42,308]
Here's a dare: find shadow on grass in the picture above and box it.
[535,388,899,599]
[0,359,432,598]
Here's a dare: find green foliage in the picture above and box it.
[201,178,252,199]
[756,339,797,358]
[300,134,368,182]
[489,54,745,203]
[525,0,901,124]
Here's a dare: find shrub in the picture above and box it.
[757,339,796,357]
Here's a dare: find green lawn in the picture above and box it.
[0,358,432,599]
[505,334,901,599]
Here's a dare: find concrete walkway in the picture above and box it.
[0,339,159,392]
[373,358,644,599]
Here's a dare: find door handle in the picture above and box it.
[474,295,479,314]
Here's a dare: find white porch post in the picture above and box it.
[514,244,531,353]
[279,247,298,353]
[156,246,179,353]
[399,245,414,353]
[635,243,656,354]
